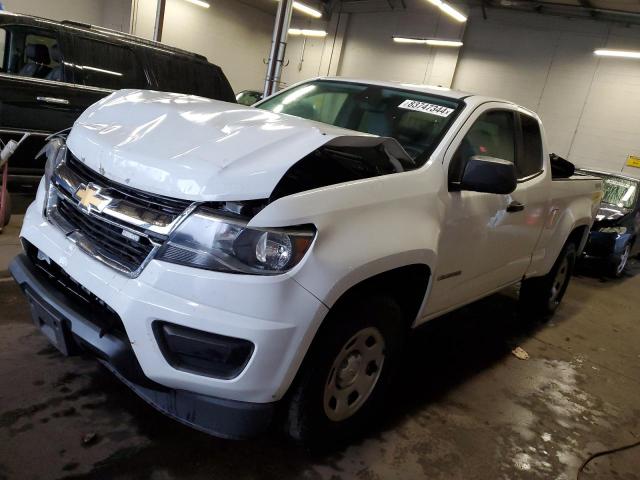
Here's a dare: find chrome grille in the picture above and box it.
[47,151,194,277]
[57,197,155,273]
[66,155,191,217]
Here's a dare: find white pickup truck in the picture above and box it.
[10,78,602,443]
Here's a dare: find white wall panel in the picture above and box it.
[131,0,274,92]
[2,0,130,31]
[337,5,465,87]
[453,7,640,172]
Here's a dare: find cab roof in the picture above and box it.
[315,76,538,117]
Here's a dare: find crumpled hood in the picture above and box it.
[595,204,629,223]
[67,89,379,201]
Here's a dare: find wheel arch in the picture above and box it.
[566,223,590,254]
[328,263,432,329]
[280,262,432,402]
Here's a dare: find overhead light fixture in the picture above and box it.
[595,49,640,59]
[274,1,322,18]
[289,28,327,37]
[426,0,467,22]
[426,39,464,47]
[393,36,463,47]
[293,1,322,18]
[184,0,210,8]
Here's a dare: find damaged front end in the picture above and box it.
[270,136,417,201]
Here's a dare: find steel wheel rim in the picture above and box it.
[550,257,569,305]
[617,245,631,275]
[323,327,385,422]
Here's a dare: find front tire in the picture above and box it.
[285,295,405,446]
[520,242,576,317]
[608,243,631,278]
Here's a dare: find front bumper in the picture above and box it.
[14,189,329,436]
[10,253,274,439]
[583,231,632,258]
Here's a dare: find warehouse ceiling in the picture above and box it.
[241,0,640,23]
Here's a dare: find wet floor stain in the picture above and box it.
[1,263,639,480]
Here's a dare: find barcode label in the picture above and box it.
[398,100,454,117]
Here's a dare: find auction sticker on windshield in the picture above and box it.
[398,100,454,117]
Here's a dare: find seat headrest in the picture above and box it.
[25,44,50,64]
[49,44,62,63]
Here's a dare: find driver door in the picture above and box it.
[425,103,547,317]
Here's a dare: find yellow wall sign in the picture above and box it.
[626,155,640,168]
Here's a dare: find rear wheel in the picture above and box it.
[608,243,631,278]
[520,242,576,317]
[285,295,405,446]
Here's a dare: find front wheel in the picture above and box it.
[608,243,631,278]
[285,295,405,446]
[520,242,577,317]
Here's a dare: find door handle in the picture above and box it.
[36,96,69,105]
[507,201,525,213]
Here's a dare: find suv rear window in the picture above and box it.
[71,37,146,89]
[151,52,235,101]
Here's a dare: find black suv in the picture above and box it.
[0,11,236,201]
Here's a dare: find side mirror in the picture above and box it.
[460,155,517,194]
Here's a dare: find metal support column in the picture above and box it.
[264,0,293,97]
[153,0,167,42]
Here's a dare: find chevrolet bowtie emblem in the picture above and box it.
[74,183,112,213]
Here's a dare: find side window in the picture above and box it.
[450,110,516,184]
[519,114,543,178]
[0,26,64,81]
[72,37,145,90]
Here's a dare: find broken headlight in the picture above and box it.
[156,207,315,275]
[39,137,67,216]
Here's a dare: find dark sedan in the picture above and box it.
[578,168,640,277]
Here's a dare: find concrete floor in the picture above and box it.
[0,255,639,479]
[0,215,23,274]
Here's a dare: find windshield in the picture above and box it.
[601,175,638,209]
[580,171,640,209]
[256,80,461,164]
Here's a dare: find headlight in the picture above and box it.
[156,207,315,275]
[599,226,627,235]
[38,137,67,216]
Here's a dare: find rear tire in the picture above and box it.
[285,295,405,447]
[1,190,11,227]
[520,242,576,317]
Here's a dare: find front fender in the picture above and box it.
[249,163,444,308]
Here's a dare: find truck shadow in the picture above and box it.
[388,287,542,423]
[574,255,640,283]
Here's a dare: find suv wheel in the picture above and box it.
[285,295,405,446]
[520,242,576,317]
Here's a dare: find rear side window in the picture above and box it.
[449,110,516,184]
[72,37,146,89]
[519,114,543,178]
[151,52,235,102]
